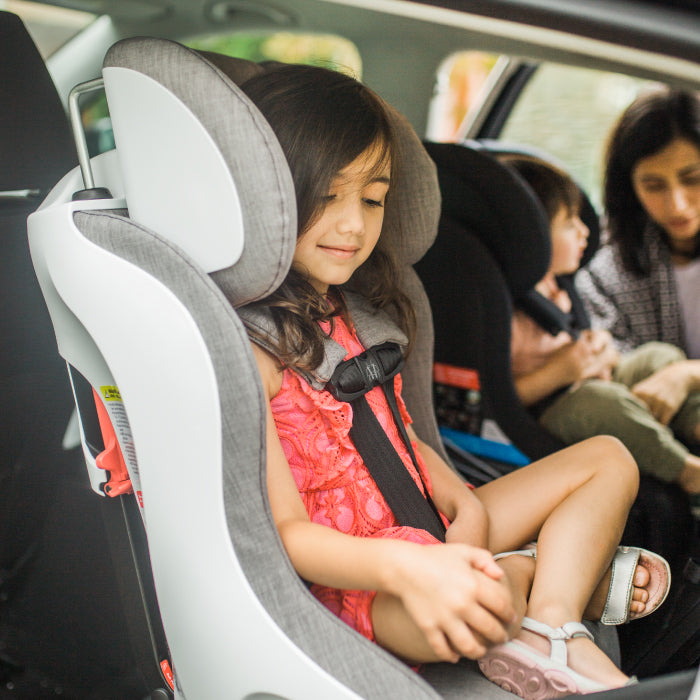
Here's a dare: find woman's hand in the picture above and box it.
[387,542,515,662]
[631,362,693,425]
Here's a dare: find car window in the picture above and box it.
[186,31,362,77]
[497,63,660,210]
[426,50,501,142]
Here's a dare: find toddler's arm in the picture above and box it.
[514,329,619,406]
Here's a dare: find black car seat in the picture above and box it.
[0,10,76,604]
[416,139,694,574]
[0,13,151,697]
[27,36,553,698]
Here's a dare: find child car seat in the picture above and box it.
[0,10,77,602]
[417,140,564,461]
[0,13,148,696]
[27,36,537,698]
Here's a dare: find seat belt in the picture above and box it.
[327,342,447,542]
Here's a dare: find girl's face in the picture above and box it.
[631,137,700,255]
[293,144,390,294]
[548,204,590,276]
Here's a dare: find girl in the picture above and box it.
[507,154,700,495]
[239,63,663,699]
[577,89,700,492]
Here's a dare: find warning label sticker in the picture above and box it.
[99,385,143,512]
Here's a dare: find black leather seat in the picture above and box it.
[0,12,152,696]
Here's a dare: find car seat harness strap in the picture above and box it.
[327,342,447,542]
[240,294,447,542]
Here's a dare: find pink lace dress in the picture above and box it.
[270,315,445,641]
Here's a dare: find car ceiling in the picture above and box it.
[39,0,700,60]
[37,0,700,134]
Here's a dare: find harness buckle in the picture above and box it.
[326,341,404,402]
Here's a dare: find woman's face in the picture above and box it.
[632,137,700,255]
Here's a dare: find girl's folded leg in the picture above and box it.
[475,435,640,690]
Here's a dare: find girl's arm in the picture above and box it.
[253,344,515,660]
[407,426,490,549]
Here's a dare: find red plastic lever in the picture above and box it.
[93,388,133,497]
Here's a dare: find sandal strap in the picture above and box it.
[521,617,593,666]
[493,543,538,561]
[601,546,640,625]
[493,549,537,561]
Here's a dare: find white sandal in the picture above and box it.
[493,542,537,561]
[600,546,671,625]
[478,617,632,699]
[494,543,671,624]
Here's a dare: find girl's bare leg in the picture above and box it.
[476,435,639,687]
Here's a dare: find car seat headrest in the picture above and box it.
[0,11,76,194]
[469,139,601,268]
[102,38,439,309]
[203,54,441,272]
[423,140,549,296]
[102,37,296,308]
[382,104,441,266]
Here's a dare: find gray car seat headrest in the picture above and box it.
[103,38,295,308]
[103,38,440,309]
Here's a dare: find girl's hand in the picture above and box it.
[631,362,691,425]
[389,543,515,662]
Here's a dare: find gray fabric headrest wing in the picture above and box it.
[103,37,296,307]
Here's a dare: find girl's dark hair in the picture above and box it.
[604,87,700,273]
[501,155,581,224]
[240,63,414,372]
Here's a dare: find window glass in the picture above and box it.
[186,32,362,78]
[3,0,95,58]
[499,63,660,210]
[426,51,500,142]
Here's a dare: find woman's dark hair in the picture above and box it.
[240,63,414,372]
[501,155,581,224]
[604,87,700,273]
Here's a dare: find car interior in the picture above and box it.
[415,139,695,573]
[3,0,700,698]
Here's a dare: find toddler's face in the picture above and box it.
[293,143,390,294]
[548,204,589,276]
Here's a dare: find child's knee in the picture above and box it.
[588,435,640,494]
[636,341,686,368]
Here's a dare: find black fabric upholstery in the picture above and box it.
[416,213,563,460]
[0,10,77,582]
[0,13,142,696]
[417,141,563,459]
[422,141,549,298]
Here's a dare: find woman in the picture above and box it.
[577,87,700,493]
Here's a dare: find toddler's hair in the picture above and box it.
[240,63,415,372]
[500,154,581,224]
